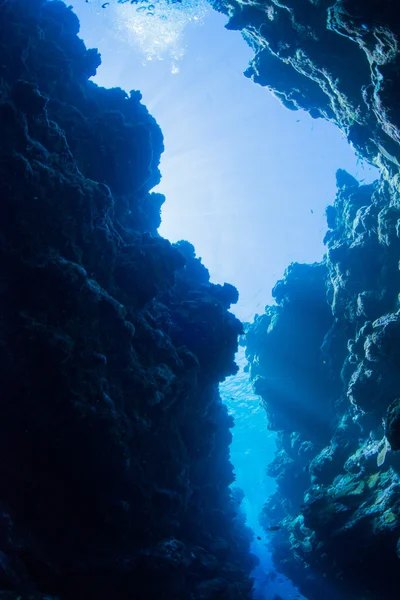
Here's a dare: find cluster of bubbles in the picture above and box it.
[112,0,209,72]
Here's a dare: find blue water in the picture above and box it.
[221,348,305,600]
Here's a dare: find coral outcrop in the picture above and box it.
[246,175,400,600]
[211,0,400,178]
[0,1,255,598]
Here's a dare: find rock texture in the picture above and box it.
[207,1,400,599]
[246,175,400,598]
[212,0,400,178]
[247,171,400,600]
[0,1,256,598]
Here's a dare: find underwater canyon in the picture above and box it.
[0,1,400,600]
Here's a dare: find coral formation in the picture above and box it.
[247,211,400,598]
[0,1,255,598]
[211,0,400,176]
[244,166,400,600]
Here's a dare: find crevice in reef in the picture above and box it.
[1,1,400,600]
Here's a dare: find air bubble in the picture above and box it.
[115,0,209,64]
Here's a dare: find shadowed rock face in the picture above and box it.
[0,1,256,598]
[246,179,400,599]
[216,1,400,598]
[212,0,400,175]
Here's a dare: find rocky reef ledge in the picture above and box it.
[246,173,400,599]
[212,0,400,179]
[0,1,256,598]
[209,1,400,599]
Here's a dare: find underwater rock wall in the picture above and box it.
[246,176,400,599]
[211,0,400,177]
[208,1,400,599]
[0,1,256,598]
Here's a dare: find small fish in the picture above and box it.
[257,536,262,540]
[267,525,281,531]
[102,2,109,7]
[310,209,314,214]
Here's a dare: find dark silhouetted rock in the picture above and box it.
[386,398,400,451]
[0,1,254,599]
